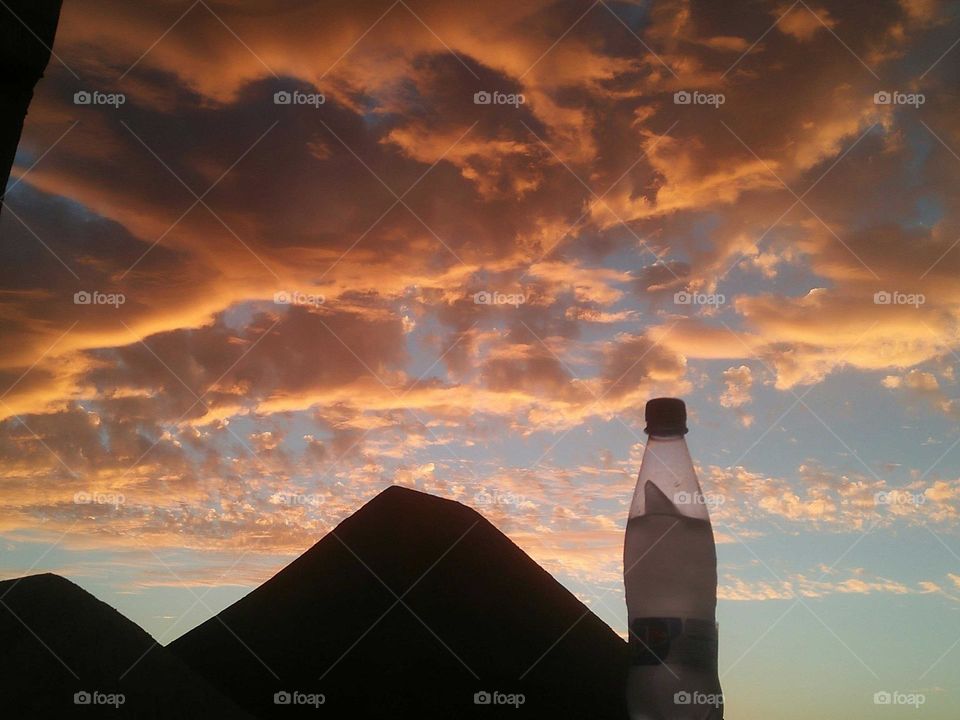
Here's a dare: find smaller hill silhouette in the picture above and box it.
[0,573,250,718]
[170,486,629,718]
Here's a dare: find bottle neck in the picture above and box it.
[628,434,709,521]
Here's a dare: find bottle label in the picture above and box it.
[629,617,718,670]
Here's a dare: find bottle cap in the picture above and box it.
[644,397,688,435]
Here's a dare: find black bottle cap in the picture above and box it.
[644,398,688,435]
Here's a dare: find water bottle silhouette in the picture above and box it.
[624,398,723,719]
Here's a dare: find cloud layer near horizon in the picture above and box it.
[2,0,960,597]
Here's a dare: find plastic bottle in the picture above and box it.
[624,398,723,719]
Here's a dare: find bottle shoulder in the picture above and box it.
[629,438,710,521]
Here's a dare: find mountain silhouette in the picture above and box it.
[170,485,629,718]
[0,573,250,718]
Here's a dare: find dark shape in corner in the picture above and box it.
[0,0,63,215]
[0,573,251,717]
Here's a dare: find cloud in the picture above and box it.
[719,364,754,426]
[2,0,960,608]
[719,567,948,601]
[882,369,960,420]
[775,4,836,42]
[703,464,959,532]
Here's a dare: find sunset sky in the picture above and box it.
[2,0,959,717]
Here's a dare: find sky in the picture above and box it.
[1,0,959,717]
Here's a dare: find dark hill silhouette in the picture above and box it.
[170,485,629,718]
[0,573,250,718]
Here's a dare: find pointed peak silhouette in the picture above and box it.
[375,483,423,498]
[171,487,628,719]
[365,482,467,509]
[361,483,480,518]
[4,571,70,586]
